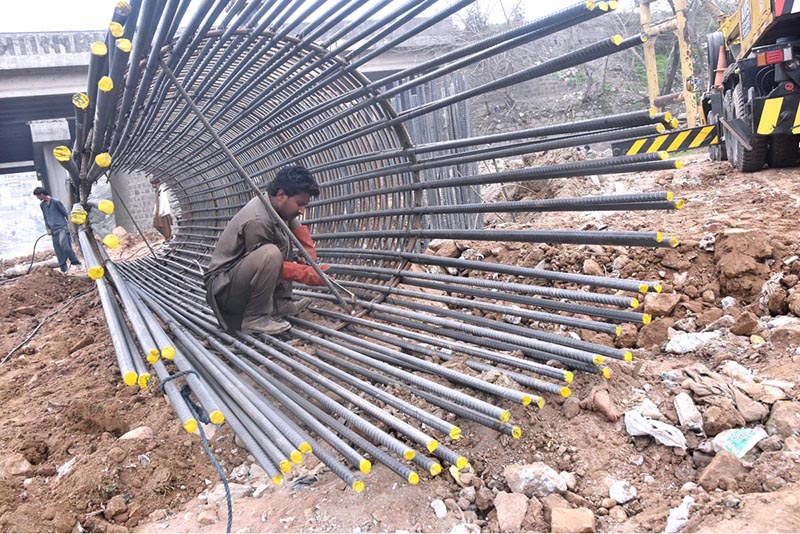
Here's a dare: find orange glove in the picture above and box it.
[292,225,317,262]
[282,262,330,286]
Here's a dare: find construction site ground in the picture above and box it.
[1,153,799,533]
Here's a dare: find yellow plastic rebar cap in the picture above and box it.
[91,42,107,56]
[161,345,176,359]
[109,21,124,38]
[103,234,120,249]
[611,34,623,45]
[72,93,89,109]
[183,418,198,434]
[209,410,224,425]
[359,460,371,474]
[116,38,132,53]
[53,146,71,162]
[95,153,112,167]
[88,266,105,280]
[98,199,115,214]
[98,76,114,92]
[123,371,138,386]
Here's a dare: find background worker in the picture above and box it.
[204,166,329,335]
[33,186,82,273]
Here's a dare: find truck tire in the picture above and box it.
[767,135,800,168]
[707,32,726,91]
[728,84,766,172]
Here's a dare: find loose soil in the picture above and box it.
[0,155,798,533]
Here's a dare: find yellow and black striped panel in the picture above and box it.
[612,125,718,156]
[753,96,800,135]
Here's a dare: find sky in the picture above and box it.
[0,0,635,33]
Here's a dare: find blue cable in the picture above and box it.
[161,370,232,533]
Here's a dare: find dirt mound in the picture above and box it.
[0,269,233,532]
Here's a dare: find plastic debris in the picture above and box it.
[712,427,768,458]
[664,495,695,533]
[673,392,703,432]
[624,403,687,449]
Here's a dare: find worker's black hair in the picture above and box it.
[33,187,50,196]
[267,166,320,198]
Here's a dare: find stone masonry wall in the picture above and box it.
[110,170,155,234]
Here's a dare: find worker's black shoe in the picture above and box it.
[241,315,291,335]
[275,297,311,317]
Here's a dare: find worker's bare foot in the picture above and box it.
[241,315,291,335]
[579,386,619,422]
[275,297,311,316]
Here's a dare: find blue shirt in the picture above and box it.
[40,198,70,232]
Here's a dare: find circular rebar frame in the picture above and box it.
[66,0,685,492]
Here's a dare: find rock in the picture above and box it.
[660,250,691,270]
[475,486,495,511]
[769,325,800,347]
[750,334,766,345]
[664,331,721,354]
[249,463,267,481]
[550,507,595,533]
[697,451,747,491]
[703,404,745,436]
[787,291,800,316]
[253,483,271,499]
[705,314,736,331]
[674,392,703,431]
[644,293,682,317]
[522,497,546,532]
[696,308,724,328]
[600,498,617,509]
[767,287,789,315]
[734,392,769,424]
[637,318,675,348]
[702,290,716,303]
[503,463,566,498]
[582,259,604,277]
[757,435,784,452]
[460,486,476,503]
[147,509,168,522]
[0,453,34,478]
[766,401,800,438]
[68,334,94,354]
[540,494,570,523]
[197,507,218,525]
[431,499,447,519]
[104,495,128,521]
[578,386,619,422]
[608,506,628,522]
[784,436,800,452]
[719,361,754,382]
[206,482,253,506]
[615,323,638,347]
[561,472,578,491]
[721,296,737,309]
[431,240,461,258]
[13,306,36,316]
[117,426,154,441]
[229,464,249,482]
[562,397,581,419]
[563,491,589,508]
[730,311,759,336]
[494,492,528,531]
[608,480,637,504]
[52,511,77,532]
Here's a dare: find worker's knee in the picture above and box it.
[253,244,283,265]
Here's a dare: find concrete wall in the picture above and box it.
[109,170,156,234]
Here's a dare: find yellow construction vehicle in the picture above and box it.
[702,0,800,171]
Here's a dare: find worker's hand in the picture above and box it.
[282,262,331,286]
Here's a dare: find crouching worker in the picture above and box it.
[204,166,329,335]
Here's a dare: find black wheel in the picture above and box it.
[767,135,800,168]
[707,32,726,90]
[727,84,766,172]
